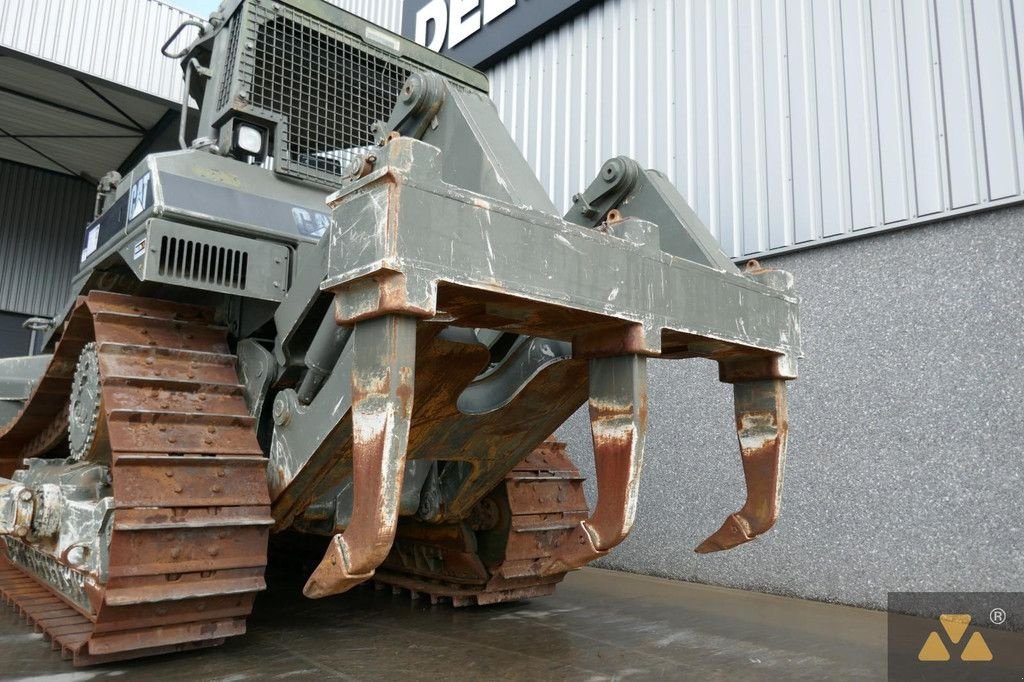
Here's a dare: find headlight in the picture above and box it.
[235,124,265,155]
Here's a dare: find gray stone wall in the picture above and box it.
[558,205,1024,610]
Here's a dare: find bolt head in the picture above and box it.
[272,395,292,426]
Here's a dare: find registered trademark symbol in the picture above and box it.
[990,607,1007,625]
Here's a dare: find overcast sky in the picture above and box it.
[170,0,221,17]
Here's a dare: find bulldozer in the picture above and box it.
[0,0,800,666]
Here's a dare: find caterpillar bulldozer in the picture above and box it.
[0,0,800,666]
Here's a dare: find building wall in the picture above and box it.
[0,0,199,105]
[325,0,404,34]
[0,160,94,319]
[489,0,1024,259]
[335,0,1024,259]
[558,204,1023,609]
[0,312,33,357]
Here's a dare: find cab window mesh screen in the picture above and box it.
[245,4,410,185]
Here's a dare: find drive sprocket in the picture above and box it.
[0,292,271,666]
[68,342,105,463]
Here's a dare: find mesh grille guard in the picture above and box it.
[215,0,413,188]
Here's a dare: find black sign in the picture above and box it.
[401,0,603,69]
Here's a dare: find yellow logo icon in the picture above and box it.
[918,614,993,662]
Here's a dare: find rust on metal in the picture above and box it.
[695,378,788,553]
[374,441,588,605]
[302,314,418,598]
[0,2,805,669]
[331,272,434,326]
[537,356,649,576]
[0,292,270,665]
[0,297,94,476]
[572,324,650,360]
[718,356,796,382]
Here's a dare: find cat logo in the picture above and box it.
[127,172,151,221]
[918,614,993,662]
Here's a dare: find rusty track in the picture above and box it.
[373,441,588,606]
[0,292,271,665]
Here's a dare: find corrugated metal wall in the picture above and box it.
[326,0,403,33]
[337,0,1024,259]
[0,160,94,317]
[497,0,1024,257]
[0,0,198,104]
[4,0,1019,259]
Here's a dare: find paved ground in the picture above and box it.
[0,568,889,681]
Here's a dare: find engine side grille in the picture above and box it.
[158,236,248,291]
[240,2,411,185]
[143,223,290,302]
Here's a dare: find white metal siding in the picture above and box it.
[493,0,1024,257]
[0,161,94,317]
[343,0,1024,258]
[326,0,403,32]
[0,0,198,104]
[4,0,1018,258]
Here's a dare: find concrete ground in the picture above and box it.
[0,568,889,681]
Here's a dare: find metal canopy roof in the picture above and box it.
[0,0,402,184]
[0,52,178,182]
[0,0,198,183]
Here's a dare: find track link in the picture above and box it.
[373,441,588,606]
[0,292,271,665]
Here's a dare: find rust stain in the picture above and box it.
[374,441,587,604]
[695,378,788,553]
[572,324,650,359]
[0,292,269,665]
